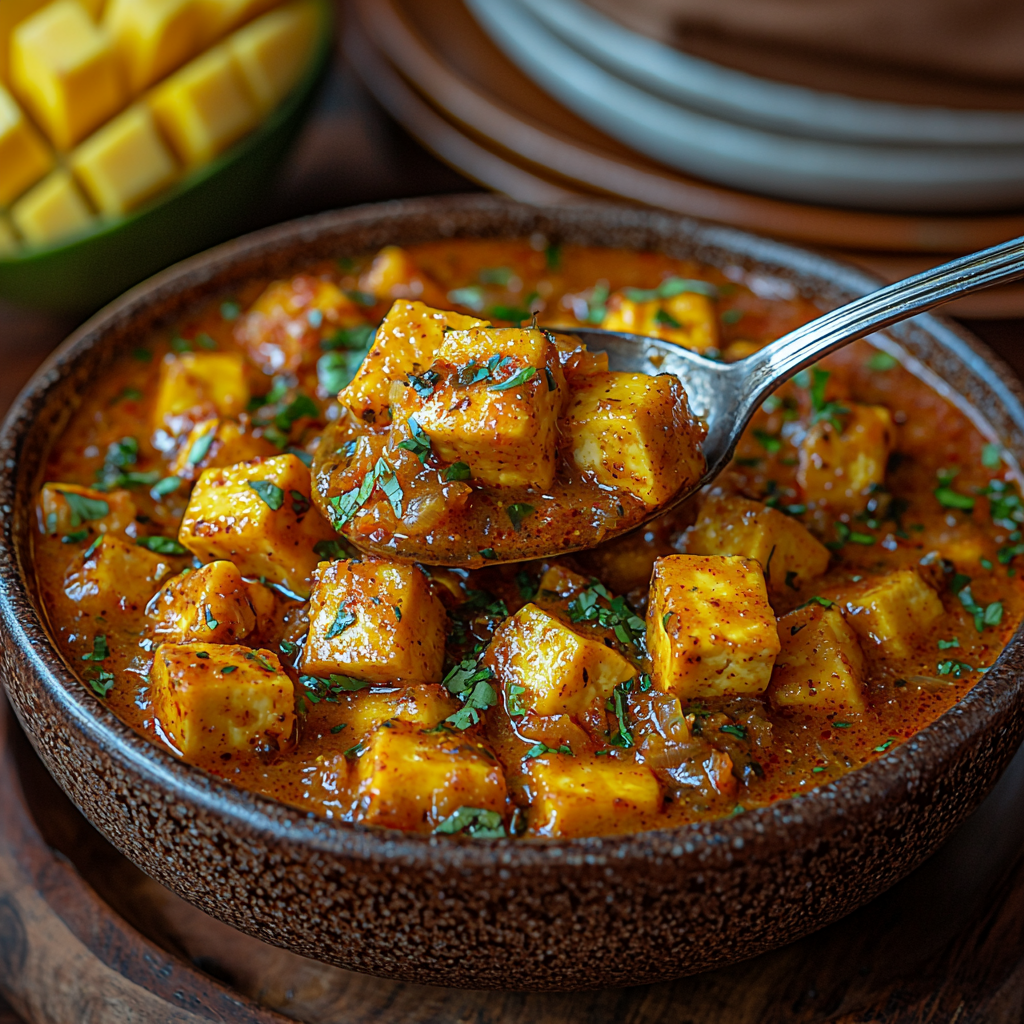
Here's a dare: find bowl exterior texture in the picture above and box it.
[3,196,1024,991]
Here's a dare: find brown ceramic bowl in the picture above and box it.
[2,195,1024,992]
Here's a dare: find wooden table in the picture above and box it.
[2,30,1024,1024]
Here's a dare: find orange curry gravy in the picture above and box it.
[32,238,1024,838]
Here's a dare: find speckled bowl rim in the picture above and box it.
[3,193,1024,874]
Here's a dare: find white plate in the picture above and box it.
[465,0,1024,212]
[518,0,1024,148]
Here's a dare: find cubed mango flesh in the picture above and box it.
[11,167,94,246]
[0,84,53,206]
[147,560,259,643]
[104,0,204,93]
[840,569,944,658]
[63,534,174,616]
[152,351,250,435]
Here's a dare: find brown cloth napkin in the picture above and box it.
[586,0,1024,109]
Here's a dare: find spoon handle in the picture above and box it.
[737,234,1024,409]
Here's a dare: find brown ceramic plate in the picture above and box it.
[2,195,1024,991]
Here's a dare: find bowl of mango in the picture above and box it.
[0,0,331,312]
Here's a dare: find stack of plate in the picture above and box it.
[345,0,1024,316]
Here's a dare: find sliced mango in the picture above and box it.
[104,0,205,94]
[10,167,94,247]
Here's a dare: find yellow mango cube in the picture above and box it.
[647,554,781,698]
[601,289,718,353]
[683,491,830,591]
[70,104,178,214]
[840,569,944,658]
[0,215,18,255]
[104,0,204,93]
[151,642,296,759]
[148,560,259,643]
[38,482,137,537]
[63,534,174,616]
[358,245,448,307]
[0,84,53,206]
[798,403,895,511]
[303,557,447,684]
[353,720,507,833]
[10,167,94,246]
[487,603,635,717]
[152,351,250,435]
[197,0,276,41]
[0,0,50,84]
[10,0,124,149]
[527,754,661,838]
[178,453,334,596]
[170,417,277,480]
[227,0,317,112]
[563,371,705,506]
[149,43,258,165]
[769,604,867,711]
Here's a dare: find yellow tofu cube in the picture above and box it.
[63,534,174,616]
[839,569,944,658]
[563,371,705,506]
[353,720,507,833]
[10,0,125,149]
[769,604,867,712]
[152,351,250,435]
[798,403,895,511]
[10,167,94,247]
[70,104,178,214]
[601,289,718,353]
[104,0,204,93]
[151,642,296,759]
[647,554,781,698]
[0,215,18,255]
[197,0,276,41]
[0,84,53,206]
[169,417,277,480]
[38,482,137,537]
[178,453,335,596]
[303,557,447,684]
[148,560,259,643]
[149,43,258,165]
[358,245,448,307]
[487,603,635,717]
[527,754,661,838]
[339,300,486,425]
[683,491,830,591]
[226,0,317,112]
[324,685,459,739]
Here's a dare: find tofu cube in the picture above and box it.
[358,245,448,307]
[63,534,174,616]
[601,290,718,354]
[527,754,661,838]
[11,168,94,247]
[226,0,318,112]
[769,604,867,711]
[148,560,258,643]
[152,352,250,435]
[798,403,895,511]
[563,371,705,506]
[178,453,334,595]
[354,720,507,832]
[303,557,447,684]
[647,554,781,698]
[151,642,296,759]
[70,104,178,215]
[38,483,137,537]
[149,43,258,165]
[0,84,53,206]
[325,685,459,739]
[410,327,564,489]
[683,491,830,591]
[10,0,125,149]
[487,603,635,717]
[840,569,944,658]
[169,417,277,480]
[104,0,204,93]
[340,300,486,425]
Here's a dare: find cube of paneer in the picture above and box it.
[151,642,295,760]
[601,289,718,354]
[63,534,174,616]
[169,417,277,481]
[38,483,137,537]
[358,245,448,307]
[10,167,94,246]
[320,685,458,738]
[303,557,447,684]
[153,352,250,436]
[0,83,53,206]
[683,491,830,591]
[647,554,780,698]
[340,300,486,425]
[535,563,591,602]
[769,604,866,711]
[839,569,944,658]
[353,719,507,832]
[563,371,705,506]
[527,754,661,838]
[798,403,894,511]
[148,560,259,643]
[487,603,635,717]
[178,454,335,596]
[104,0,204,94]
[408,327,564,489]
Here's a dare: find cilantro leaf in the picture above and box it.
[187,429,215,465]
[434,806,506,839]
[81,634,108,662]
[88,670,115,697]
[396,416,432,463]
[137,536,187,555]
[248,479,284,510]
[58,490,110,526]
[866,351,898,371]
[325,601,356,639]
[445,462,471,481]
[506,503,534,531]
[488,367,536,392]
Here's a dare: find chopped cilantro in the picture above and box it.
[220,300,241,320]
[478,265,514,285]
[874,739,894,752]
[654,307,681,328]
[506,502,534,531]
[753,429,781,454]
[62,529,89,544]
[938,659,974,677]
[396,416,432,462]
[545,243,561,269]
[982,443,1002,469]
[479,548,496,560]
[795,595,834,611]
[275,393,319,433]
[204,606,219,631]
[607,679,634,748]
[151,475,181,498]
[448,285,485,311]
[82,634,109,662]
[322,322,375,351]
[525,742,572,757]
[137,536,187,555]
[720,723,747,740]
[326,601,356,639]
[248,479,284,510]
[187,429,215,465]
[343,739,368,759]
[407,369,441,398]
[221,665,237,674]
[587,281,609,323]
[58,490,110,526]
[507,682,527,717]
[721,308,744,324]
[445,462,471,481]
[88,670,115,697]
[83,536,103,559]
[314,538,352,560]
[488,366,536,392]
[434,806,505,839]
[624,277,718,302]
[866,351,898,372]
[330,723,346,734]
